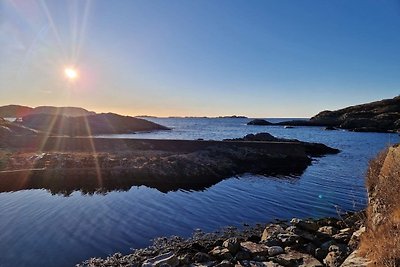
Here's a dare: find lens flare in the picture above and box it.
[64,67,78,80]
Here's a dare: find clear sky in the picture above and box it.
[1,0,399,117]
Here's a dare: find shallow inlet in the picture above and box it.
[0,118,398,267]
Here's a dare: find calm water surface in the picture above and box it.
[0,118,398,267]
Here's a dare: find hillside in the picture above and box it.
[0,105,95,118]
[19,113,170,136]
[0,105,33,118]
[273,96,400,132]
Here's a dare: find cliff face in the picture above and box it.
[360,144,400,266]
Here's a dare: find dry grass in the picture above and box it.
[360,146,400,266]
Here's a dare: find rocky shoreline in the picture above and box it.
[0,134,338,195]
[78,211,367,267]
[247,96,400,133]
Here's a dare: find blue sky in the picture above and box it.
[0,0,399,117]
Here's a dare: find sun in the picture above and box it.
[64,67,78,80]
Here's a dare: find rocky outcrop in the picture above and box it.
[247,119,273,126]
[78,212,365,267]
[0,117,36,139]
[359,144,400,266]
[225,133,340,157]
[0,134,338,195]
[274,96,400,133]
[19,113,170,136]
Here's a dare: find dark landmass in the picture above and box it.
[247,119,273,126]
[18,113,170,136]
[247,96,400,133]
[218,115,248,119]
[79,210,366,267]
[0,134,338,195]
[0,105,33,118]
[225,133,339,156]
[278,96,400,132]
[0,104,95,117]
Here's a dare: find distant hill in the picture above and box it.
[0,105,33,118]
[0,105,95,118]
[277,96,400,132]
[19,113,170,136]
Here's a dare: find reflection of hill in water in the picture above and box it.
[0,169,303,196]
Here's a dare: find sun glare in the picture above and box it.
[64,67,78,80]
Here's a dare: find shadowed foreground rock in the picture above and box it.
[78,211,365,267]
[0,134,338,195]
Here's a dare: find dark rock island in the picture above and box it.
[247,96,400,133]
[0,133,338,195]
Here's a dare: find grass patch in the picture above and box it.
[360,145,400,266]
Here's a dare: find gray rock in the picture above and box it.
[290,218,319,232]
[348,227,365,250]
[339,250,370,267]
[276,233,299,246]
[268,246,284,257]
[240,242,270,257]
[223,237,241,254]
[272,249,323,267]
[234,250,252,261]
[286,226,315,241]
[210,246,232,260]
[141,252,179,267]
[261,225,285,241]
[193,252,212,263]
[323,244,349,267]
[318,226,339,236]
[215,260,234,267]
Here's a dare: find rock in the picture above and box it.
[324,126,337,130]
[223,237,241,254]
[348,227,365,250]
[290,218,319,232]
[272,249,323,267]
[339,250,370,267]
[209,246,232,260]
[261,225,286,241]
[234,250,252,261]
[247,119,273,126]
[276,233,300,247]
[193,252,212,263]
[286,226,315,242]
[178,254,191,265]
[237,261,282,267]
[268,246,284,256]
[332,230,352,244]
[240,242,269,257]
[141,252,179,267]
[317,226,339,236]
[215,260,234,267]
[323,244,349,267]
